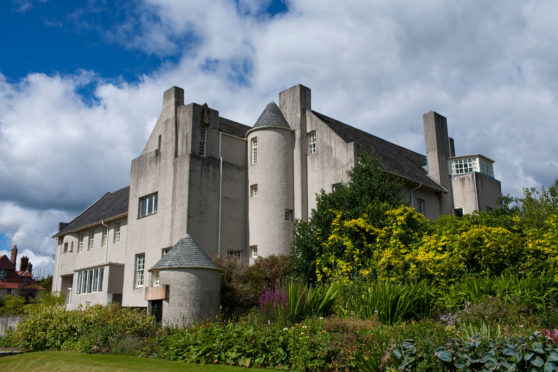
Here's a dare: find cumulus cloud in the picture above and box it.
[2,0,558,274]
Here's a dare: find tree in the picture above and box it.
[291,154,402,282]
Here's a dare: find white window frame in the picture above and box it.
[88,230,94,250]
[250,184,258,198]
[251,137,258,164]
[199,125,208,156]
[138,193,158,218]
[417,198,425,215]
[250,245,258,258]
[227,250,242,259]
[78,233,84,252]
[308,131,316,154]
[284,209,293,222]
[113,222,121,244]
[70,241,73,253]
[153,271,160,287]
[102,226,108,248]
[75,267,104,294]
[135,254,145,287]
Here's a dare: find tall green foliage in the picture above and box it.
[291,154,402,282]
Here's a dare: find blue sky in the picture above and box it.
[1,0,287,83]
[1,0,558,276]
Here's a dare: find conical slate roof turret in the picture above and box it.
[253,102,290,128]
[150,234,221,271]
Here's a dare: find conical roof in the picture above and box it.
[150,234,221,271]
[253,102,290,128]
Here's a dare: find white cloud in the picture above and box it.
[2,0,558,275]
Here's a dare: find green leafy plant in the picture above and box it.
[339,280,435,325]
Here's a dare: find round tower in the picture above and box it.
[247,102,294,263]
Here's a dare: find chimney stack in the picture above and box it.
[10,245,17,269]
[28,262,33,274]
[423,111,454,215]
[20,256,29,272]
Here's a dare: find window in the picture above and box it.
[162,247,171,257]
[78,233,84,252]
[454,208,464,217]
[138,193,158,218]
[70,241,74,253]
[113,222,121,244]
[332,183,342,192]
[308,131,316,154]
[250,245,258,258]
[102,226,108,247]
[88,230,94,250]
[76,267,104,294]
[416,198,425,215]
[153,271,160,287]
[227,250,242,259]
[0,269,7,280]
[251,137,258,164]
[135,254,145,287]
[64,242,68,253]
[284,209,293,222]
[199,125,208,156]
[250,184,258,197]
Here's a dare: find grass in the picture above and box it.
[0,351,271,371]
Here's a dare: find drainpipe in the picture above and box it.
[410,183,422,209]
[101,220,108,263]
[218,132,223,258]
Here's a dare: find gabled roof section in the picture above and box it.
[219,117,251,138]
[150,234,221,271]
[311,111,445,192]
[254,102,290,129]
[55,186,130,237]
[0,255,14,270]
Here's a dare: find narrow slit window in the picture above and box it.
[251,137,258,164]
[199,125,208,156]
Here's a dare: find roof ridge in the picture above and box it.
[311,110,425,158]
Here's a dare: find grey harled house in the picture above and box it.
[52,84,501,321]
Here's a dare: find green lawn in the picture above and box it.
[0,351,272,371]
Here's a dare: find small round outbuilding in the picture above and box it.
[149,234,221,327]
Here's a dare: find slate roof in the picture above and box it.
[311,111,445,192]
[55,186,130,237]
[150,234,221,271]
[253,102,290,129]
[219,117,251,138]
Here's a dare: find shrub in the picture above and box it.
[11,304,158,354]
[216,255,292,315]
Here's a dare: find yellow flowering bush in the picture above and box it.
[315,204,558,287]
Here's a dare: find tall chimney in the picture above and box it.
[20,256,29,272]
[423,111,453,215]
[27,262,33,274]
[10,245,17,269]
[279,84,311,222]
